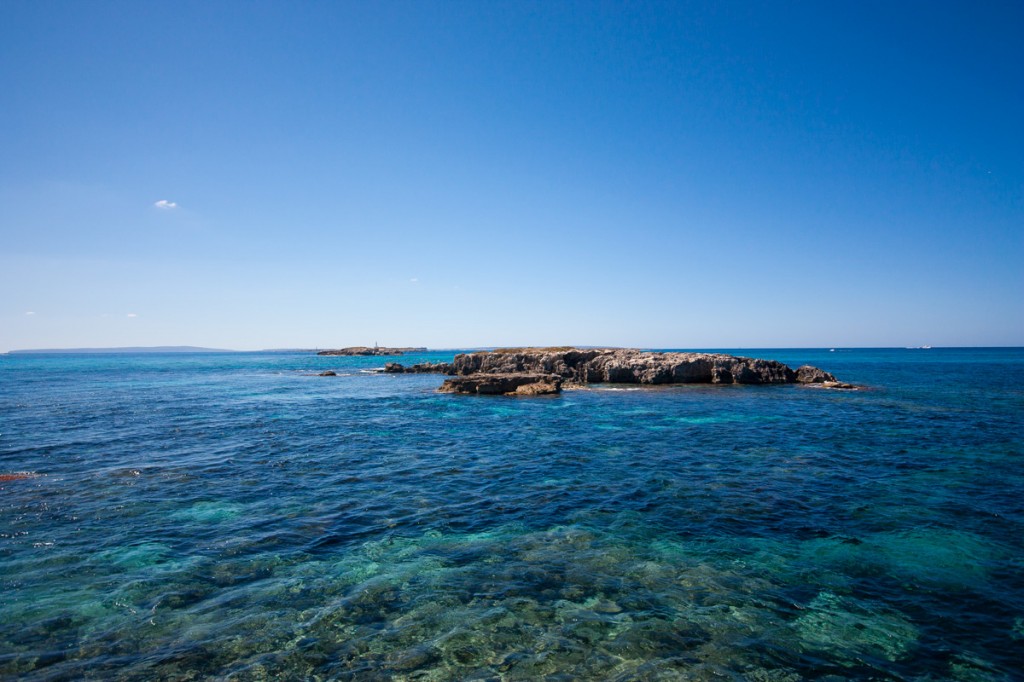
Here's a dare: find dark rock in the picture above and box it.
[795,365,838,383]
[318,370,337,376]
[795,364,856,388]
[383,361,454,374]
[439,373,563,396]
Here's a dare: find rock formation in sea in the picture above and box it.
[438,373,563,396]
[383,348,854,395]
[318,346,427,356]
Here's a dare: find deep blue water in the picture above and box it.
[1,348,1022,680]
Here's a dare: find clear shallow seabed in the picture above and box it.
[1,348,1022,681]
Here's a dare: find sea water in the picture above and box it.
[1,348,1021,680]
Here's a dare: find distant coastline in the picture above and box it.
[6,346,234,355]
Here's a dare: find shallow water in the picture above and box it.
[1,348,1022,680]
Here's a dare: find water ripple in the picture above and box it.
[1,349,1022,679]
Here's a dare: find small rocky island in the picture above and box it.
[318,346,427,356]
[384,347,854,395]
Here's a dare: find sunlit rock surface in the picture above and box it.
[384,347,853,390]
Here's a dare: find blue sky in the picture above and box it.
[2,1,1021,351]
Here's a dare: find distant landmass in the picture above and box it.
[317,346,427,356]
[7,346,234,354]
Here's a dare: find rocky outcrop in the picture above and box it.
[384,361,454,374]
[449,349,800,385]
[318,347,427,356]
[384,348,853,391]
[795,365,856,389]
[438,373,563,396]
[795,365,836,383]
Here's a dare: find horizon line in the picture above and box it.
[5,344,1024,355]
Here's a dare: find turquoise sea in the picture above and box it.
[1,348,1022,680]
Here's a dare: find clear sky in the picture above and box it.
[2,1,1021,351]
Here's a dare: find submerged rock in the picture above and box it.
[318,370,337,376]
[792,591,918,664]
[0,472,40,482]
[386,348,852,391]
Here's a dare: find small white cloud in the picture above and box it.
[154,200,178,210]
[127,313,138,318]
[410,277,419,283]
[25,311,36,316]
